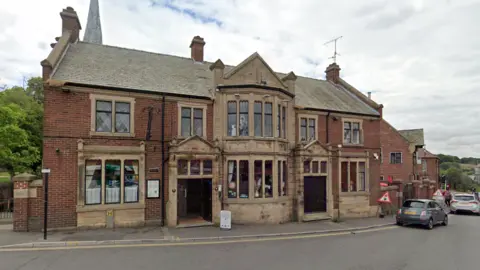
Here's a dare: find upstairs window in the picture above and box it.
[264,103,273,137]
[227,101,237,136]
[239,101,249,136]
[390,152,402,164]
[96,100,131,133]
[343,121,361,144]
[181,107,204,137]
[254,102,262,136]
[300,117,316,142]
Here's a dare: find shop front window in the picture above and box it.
[254,160,263,198]
[105,160,121,204]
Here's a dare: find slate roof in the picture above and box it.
[398,129,425,146]
[51,42,379,116]
[417,148,437,159]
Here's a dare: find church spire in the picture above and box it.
[83,0,102,44]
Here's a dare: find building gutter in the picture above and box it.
[302,107,380,118]
[64,82,212,101]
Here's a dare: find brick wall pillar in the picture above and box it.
[12,173,41,232]
[412,181,421,199]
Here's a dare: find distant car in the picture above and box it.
[396,199,448,230]
[450,193,480,215]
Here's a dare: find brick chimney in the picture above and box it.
[190,36,205,62]
[325,63,341,83]
[60,7,82,43]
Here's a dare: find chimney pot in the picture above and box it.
[325,63,341,83]
[190,36,206,62]
[367,92,372,99]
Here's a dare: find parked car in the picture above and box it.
[396,199,448,230]
[450,193,480,215]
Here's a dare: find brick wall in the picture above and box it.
[42,86,191,228]
[380,120,413,182]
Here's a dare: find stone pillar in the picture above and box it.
[13,173,39,232]
[412,180,421,199]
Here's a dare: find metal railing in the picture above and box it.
[0,199,13,220]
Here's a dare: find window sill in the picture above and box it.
[340,191,370,197]
[342,143,364,147]
[90,131,136,138]
[224,136,289,142]
[224,196,290,204]
[76,202,145,212]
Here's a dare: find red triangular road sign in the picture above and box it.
[380,182,388,187]
[432,189,443,197]
[377,191,392,203]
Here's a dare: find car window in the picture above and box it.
[403,200,425,208]
[433,202,441,208]
[454,195,475,201]
[427,202,435,208]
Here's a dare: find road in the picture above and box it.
[1,213,479,270]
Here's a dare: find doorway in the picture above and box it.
[304,176,327,213]
[177,179,212,225]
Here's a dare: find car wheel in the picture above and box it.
[396,221,403,226]
[427,218,434,230]
[442,215,448,226]
[450,210,455,215]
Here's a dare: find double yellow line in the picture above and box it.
[0,226,397,253]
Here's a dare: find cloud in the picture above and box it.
[1,0,479,157]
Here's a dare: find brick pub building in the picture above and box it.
[13,2,439,231]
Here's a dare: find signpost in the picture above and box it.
[41,168,50,240]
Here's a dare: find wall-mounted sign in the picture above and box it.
[148,167,160,173]
[147,179,160,199]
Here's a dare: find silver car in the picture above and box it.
[450,193,480,215]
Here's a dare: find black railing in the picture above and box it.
[0,199,13,219]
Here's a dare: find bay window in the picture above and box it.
[341,161,367,192]
[254,102,262,136]
[105,160,121,204]
[264,103,273,137]
[278,160,287,196]
[227,160,249,199]
[254,161,263,198]
[227,101,237,136]
[85,160,102,205]
[124,160,139,203]
[227,161,238,198]
[281,106,286,138]
[239,101,249,136]
[265,161,273,198]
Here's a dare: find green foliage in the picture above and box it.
[0,77,43,178]
[440,162,460,172]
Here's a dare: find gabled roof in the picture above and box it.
[51,42,380,116]
[417,148,437,159]
[398,129,425,146]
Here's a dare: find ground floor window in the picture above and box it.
[341,160,367,192]
[227,158,284,199]
[85,159,140,205]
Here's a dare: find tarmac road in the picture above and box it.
[0,213,478,270]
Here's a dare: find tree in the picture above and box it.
[0,79,43,176]
[25,77,44,104]
[0,104,40,178]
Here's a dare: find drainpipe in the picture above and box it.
[161,95,166,227]
[326,112,330,144]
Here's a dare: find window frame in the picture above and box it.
[177,159,214,178]
[264,102,273,137]
[83,158,143,206]
[178,103,207,138]
[342,119,363,145]
[302,159,328,176]
[390,152,403,164]
[90,94,136,137]
[339,159,369,193]
[298,114,318,143]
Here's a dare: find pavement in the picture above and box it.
[0,213,479,269]
[0,216,395,248]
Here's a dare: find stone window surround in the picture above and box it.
[224,155,289,204]
[342,118,363,146]
[302,158,328,176]
[177,102,208,139]
[297,113,318,143]
[224,93,289,140]
[338,157,369,195]
[89,94,136,137]
[76,141,146,212]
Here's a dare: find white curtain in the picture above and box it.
[228,162,234,182]
[86,188,101,204]
[105,187,120,203]
[125,186,138,202]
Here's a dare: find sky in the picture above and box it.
[0,0,479,157]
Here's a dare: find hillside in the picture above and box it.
[437,154,479,192]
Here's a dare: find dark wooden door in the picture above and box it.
[201,179,212,222]
[304,176,327,213]
[177,180,187,219]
